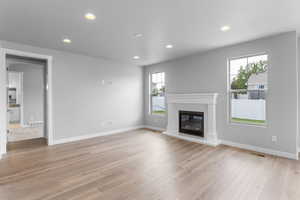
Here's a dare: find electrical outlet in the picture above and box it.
[271,136,277,143]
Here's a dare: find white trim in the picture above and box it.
[0,48,54,158]
[166,93,219,145]
[0,48,7,156]
[28,121,44,127]
[20,72,25,127]
[144,125,165,132]
[53,126,144,145]
[163,131,221,147]
[28,120,44,124]
[227,53,269,127]
[222,140,298,160]
[296,35,299,160]
[167,93,218,105]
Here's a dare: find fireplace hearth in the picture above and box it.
[179,111,204,137]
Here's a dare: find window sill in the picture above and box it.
[149,113,166,117]
[229,121,267,128]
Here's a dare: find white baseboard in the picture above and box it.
[143,125,166,132]
[52,125,144,145]
[222,140,298,160]
[28,121,44,127]
[4,124,297,161]
[160,130,298,160]
[21,121,44,128]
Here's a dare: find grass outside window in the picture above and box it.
[152,110,166,115]
[231,118,266,125]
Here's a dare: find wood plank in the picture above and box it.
[0,129,299,200]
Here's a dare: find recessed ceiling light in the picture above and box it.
[85,12,96,20]
[63,38,72,44]
[165,44,174,49]
[133,56,140,60]
[134,33,143,38]
[221,25,231,32]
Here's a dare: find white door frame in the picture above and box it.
[0,48,54,157]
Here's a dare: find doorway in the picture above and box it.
[0,49,53,156]
[7,56,46,147]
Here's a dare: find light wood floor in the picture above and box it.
[8,123,44,142]
[7,138,47,153]
[0,129,300,200]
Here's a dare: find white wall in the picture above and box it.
[0,40,144,144]
[0,49,6,155]
[298,37,300,152]
[144,31,298,155]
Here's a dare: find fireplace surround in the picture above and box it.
[164,93,220,146]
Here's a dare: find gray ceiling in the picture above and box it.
[0,0,299,66]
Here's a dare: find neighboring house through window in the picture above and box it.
[247,72,267,99]
[150,72,166,115]
[229,54,268,125]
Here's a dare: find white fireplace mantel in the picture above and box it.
[164,93,220,146]
[167,93,218,105]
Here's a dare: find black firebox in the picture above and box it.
[179,111,204,137]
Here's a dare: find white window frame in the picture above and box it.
[149,72,166,116]
[228,53,268,127]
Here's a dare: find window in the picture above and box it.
[229,54,268,125]
[150,72,166,115]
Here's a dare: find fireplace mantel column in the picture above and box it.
[166,103,177,133]
[207,103,219,145]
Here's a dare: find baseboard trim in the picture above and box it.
[222,140,298,160]
[52,125,144,145]
[6,124,297,160]
[143,125,166,132]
